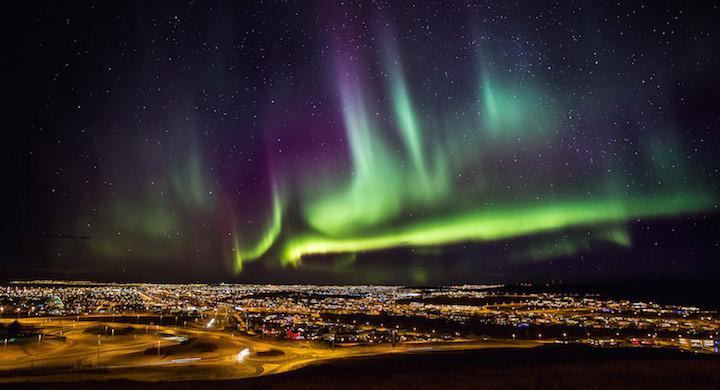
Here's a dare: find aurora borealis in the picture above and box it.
[6,1,720,283]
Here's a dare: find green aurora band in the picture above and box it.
[233,187,283,272]
[282,195,709,265]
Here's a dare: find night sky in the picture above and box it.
[4,1,720,284]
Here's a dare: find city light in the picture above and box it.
[0,281,718,383]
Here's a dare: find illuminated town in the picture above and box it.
[1,281,718,383]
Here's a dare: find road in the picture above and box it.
[0,315,542,383]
